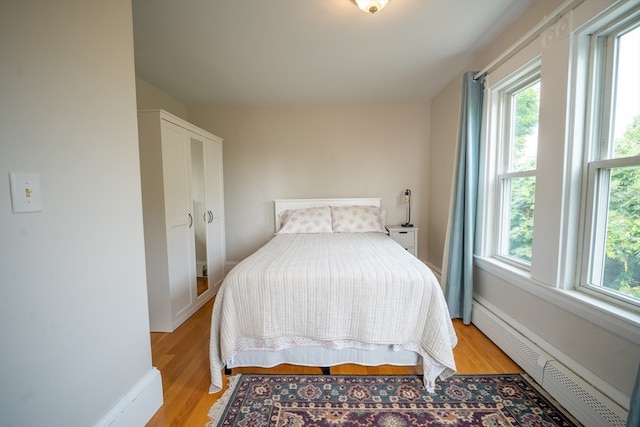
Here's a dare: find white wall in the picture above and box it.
[429,0,638,404]
[0,2,160,426]
[427,0,563,270]
[188,103,432,263]
[136,77,189,120]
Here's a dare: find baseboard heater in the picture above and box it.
[471,300,629,427]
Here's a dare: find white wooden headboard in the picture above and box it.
[273,198,381,232]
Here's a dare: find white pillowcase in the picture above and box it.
[277,206,333,234]
[331,205,387,233]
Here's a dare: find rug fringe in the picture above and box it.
[206,374,242,427]
[520,373,583,426]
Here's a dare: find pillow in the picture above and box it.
[277,206,333,234]
[331,205,387,233]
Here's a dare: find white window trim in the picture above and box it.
[579,157,640,308]
[476,0,640,336]
[573,4,640,309]
[495,170,537,270]
[481,61,541,269]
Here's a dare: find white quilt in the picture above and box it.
[209,232,457,393]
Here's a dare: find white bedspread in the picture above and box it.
[209,232,457,393]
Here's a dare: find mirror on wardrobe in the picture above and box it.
[191,138,209,297]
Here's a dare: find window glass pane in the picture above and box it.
[506,176,536,262]
[580,13,640,306]
[611,25,640,159]
[510,81,540,171]
[596,165,640,300]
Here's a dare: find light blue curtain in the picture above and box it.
[444,71,485,325]
[627,361,640,427]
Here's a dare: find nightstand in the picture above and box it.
[387,226,418,257]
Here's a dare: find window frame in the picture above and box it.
[491,64,542,270]
[475,0,640,346]
[576,9,640,309]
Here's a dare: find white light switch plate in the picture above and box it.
[9,173,43,213]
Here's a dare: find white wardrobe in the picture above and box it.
[137,110,225,332]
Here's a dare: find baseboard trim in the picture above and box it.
[173,290,216,331]
[471,298,629,427]
[471,298,551,384]
[425,261,442,282]
[94,367,163,427]
[543,361,628,427]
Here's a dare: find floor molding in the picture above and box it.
[471,298,629,427]
[94,367,163,427]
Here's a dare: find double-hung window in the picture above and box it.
[580,12,640,306]
[495,67,541,268]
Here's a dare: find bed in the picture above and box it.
[209,198,457,393]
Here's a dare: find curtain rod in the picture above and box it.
[474,0,585,80]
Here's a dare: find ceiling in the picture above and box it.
[132,0,532,107]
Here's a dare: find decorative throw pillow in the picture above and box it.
[331,205,387,233]
[277,206,333,234]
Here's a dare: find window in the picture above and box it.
[478,2,640,316]
[581,14,640,306]
[476,1,640,339]
[495,69,541,268]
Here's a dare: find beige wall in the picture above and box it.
[427,0,559,270]
[189,103,431,263]
[136,77,189,120]
[1,1,158,425]
[430,0,638,402]
[134,84,434,265]
[427,81,462,270]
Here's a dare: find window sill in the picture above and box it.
[474,256,640,344]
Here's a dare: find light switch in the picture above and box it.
[9,173,43,213]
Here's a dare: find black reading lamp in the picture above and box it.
[402,189,413,227]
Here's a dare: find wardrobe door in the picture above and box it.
[205,136,225,292]
[190,136,209,297]
[161,120,195,320]
[139,109,223,332]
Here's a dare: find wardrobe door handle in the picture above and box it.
[204,212,208,222]
[188,213,193,228]
[209,210,214,223]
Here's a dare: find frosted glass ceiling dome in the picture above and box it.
[354,0,389,15]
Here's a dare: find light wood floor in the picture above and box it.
[145,298,523,427]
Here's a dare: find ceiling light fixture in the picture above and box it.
[353,0,389,15]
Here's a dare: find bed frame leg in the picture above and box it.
[321,367,330,375]
[225,366,232,375]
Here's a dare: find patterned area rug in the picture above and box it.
[207,374,580,426]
